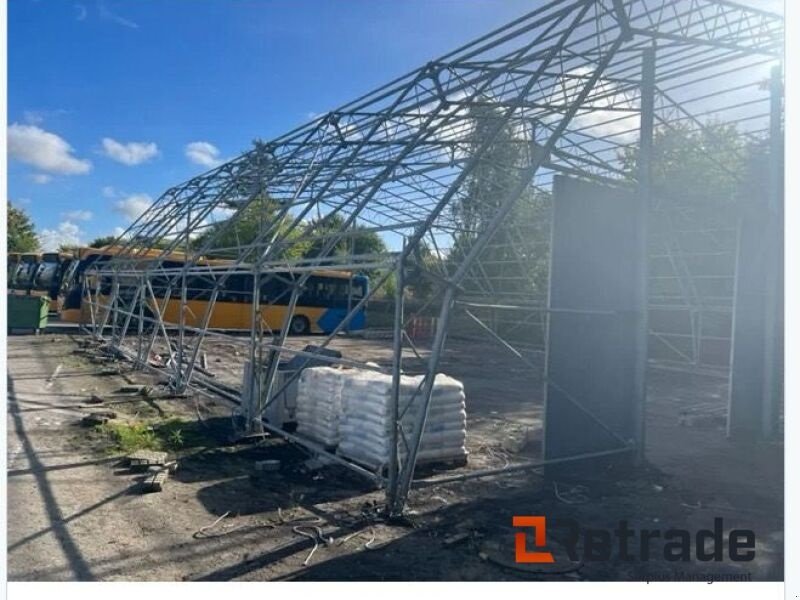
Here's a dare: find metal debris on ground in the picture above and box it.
[293,524,334,566]
[302,456,334,472]
[143,469,169,493]
[81,410,117,426]
[118,384,148,395]
[553,481,590,505]
[254,459,281,472]
[89,356,114,364]
[128,450,169,469]
[194,511,232,538]
[442,532,470,546]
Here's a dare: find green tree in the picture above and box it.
[192,196,308,259]
[405,241,441,299]
[620,121,764,365]
[302,213,386,260]
[448,104,551,300]
[89,235,119,248]
[621,121,745,211]
[7,203,39,253]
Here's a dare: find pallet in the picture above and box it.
[143,469,169,493]
[128,450,168,470]
[337,452,469,476]
[404,454,469,475]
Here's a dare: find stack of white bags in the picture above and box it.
[295,366,345,446]
[337,370,468,470]
[296,366,468,468]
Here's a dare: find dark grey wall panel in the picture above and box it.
[544,175,643,463]
[727,207,783,439]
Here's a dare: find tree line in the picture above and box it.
[8,110,768,305]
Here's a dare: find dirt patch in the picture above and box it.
[6,332,783,581]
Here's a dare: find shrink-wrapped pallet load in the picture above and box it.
[337,370,467,470]
[295,366,345,446]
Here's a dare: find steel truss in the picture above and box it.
[81,0,782,514]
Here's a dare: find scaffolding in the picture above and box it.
[79,0,783,515]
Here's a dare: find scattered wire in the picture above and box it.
[363,528,379,550]
[194,395,210,429]
[553,481,590,505]
[193,511,231,538]
[338,527,377,551]
[293,524,334,565]
[293,526,321,565]
[193,510,279,539]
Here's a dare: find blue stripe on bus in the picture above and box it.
[318,308,366,333]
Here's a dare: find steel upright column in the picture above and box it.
[387,242,406,513]
[761,64,783,438]
[633,46,655,463]
[248,263,264,434]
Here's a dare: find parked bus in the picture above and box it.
[8,253,41,292]
[60,246,188,323]
[61,247,367,334]
[150,269,368,334]
[32,252,74,310]
[7,253,21,286]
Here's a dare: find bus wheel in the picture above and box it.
[289,315,310,335]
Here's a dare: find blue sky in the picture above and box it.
[8,0,538,249]
[8,0,782,250]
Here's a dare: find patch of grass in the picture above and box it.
[96,417,215,454]
[97,421,160,454]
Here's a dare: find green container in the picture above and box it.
[7,294,50,332]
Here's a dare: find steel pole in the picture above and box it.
[633,46,655,463]
[387,240,406,511]
[761,63,783,439]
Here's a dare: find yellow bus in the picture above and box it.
[60,246,192,323]
[150,269,368,334]
[61,246,368,334]
[32,252,74,311]
[8,252,40,291]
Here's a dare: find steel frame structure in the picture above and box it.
[80,0,782,515]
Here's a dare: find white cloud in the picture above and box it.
[63,209,93,221]
[102,185,117,198]
[185,141,222,168]
[38,221,83,251]
[98,0,138,29]
[23,110,45,125]
[211,206,236,221]
[101,137,159,166]
[30,173,52,184]
[541,67,641,142]
[21,108,68,126]
[114,193,152,221]
[112,226,126,237]
[8,123,92,175]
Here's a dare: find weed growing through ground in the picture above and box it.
[96,418,210,454]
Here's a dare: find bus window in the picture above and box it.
[350,278,366,302]
[186,274,224,302]
[261,276,291,306]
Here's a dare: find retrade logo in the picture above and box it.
[512,516,555,563]
[513,516,756,564]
